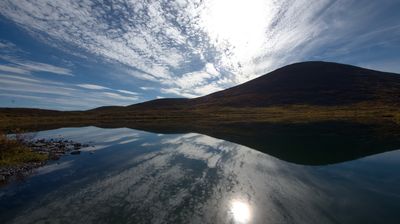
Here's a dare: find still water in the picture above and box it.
[1,126,400,224]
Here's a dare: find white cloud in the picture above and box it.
[77,84,110,90]
[0,93,44,100]
[15,61,73,76]
[161,88,198,98]
[0,0,398,101]
[102,92,138,101]
[140,87,156,91]
[0,65,30,75]
[117,90,139,95]
[0,74,139,109]
[0,75,74,96]
[161,62,222,97]
[0,40,16,49]
[192,83,223,96]
[0,56,73,76]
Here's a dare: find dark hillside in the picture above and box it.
[192,61,400,107]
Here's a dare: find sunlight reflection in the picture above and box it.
[230,200,251,223]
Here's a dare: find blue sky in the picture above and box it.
[0,0,399,110]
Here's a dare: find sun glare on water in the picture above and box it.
[230,200,252,223]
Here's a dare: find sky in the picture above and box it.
[0,0,399,110]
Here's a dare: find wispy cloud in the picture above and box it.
[102,92,138,101]
[0,74,139,109]
[0,64,30,75]
[140,87,156,91]
[0,0,399,103]
[0,40,16,49]
[0,56,74,76]
[15,61,73,76]
[77,84,110,90]
[117,90,139,95]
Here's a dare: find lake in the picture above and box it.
[1,125,400,224]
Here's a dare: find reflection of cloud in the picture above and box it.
[118,138,138,145]
[5,128,400,224]
[141,142,156,147]
[80,144,108,152]
[35,127,141,144]
[35,161,72,176]
[8,128,315,224]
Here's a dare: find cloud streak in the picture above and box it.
[0,56,74,76]
[77,84,110,90]
[0,74,139,109]
[0,0,399,108]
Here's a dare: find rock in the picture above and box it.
[49,153,60,160]
[66,145,75,150]
[0,171,10,176]
[33,143,46,147]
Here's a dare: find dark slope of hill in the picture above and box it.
[0,108,63,116]
[127,98,189,109]
[111,61,400,110]
[191,61,400,107]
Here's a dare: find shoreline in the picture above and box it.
[0,137,91,185]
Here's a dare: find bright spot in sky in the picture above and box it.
[230,200,251,223]
[200,0,274,71]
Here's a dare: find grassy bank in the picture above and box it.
[0,132,47,166]
[1,103,400,132]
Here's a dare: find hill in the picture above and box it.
[1,61,400,130]
[125,61,400,109]
[193,61,400,107]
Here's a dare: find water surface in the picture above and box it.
[1,126,400,224]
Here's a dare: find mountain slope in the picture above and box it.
[126,61,400,109]
[191,61,400,107]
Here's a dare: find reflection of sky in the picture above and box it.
[34,126,143,144]
[1,127,400,224]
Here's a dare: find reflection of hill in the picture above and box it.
[9,120,400,166]
[121,121,400,165]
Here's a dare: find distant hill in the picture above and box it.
[195,61,400,106]
[126,61,400,109]
[2,61,400,129]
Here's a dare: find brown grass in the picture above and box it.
[0,103,400,132]
[0,131,47,166]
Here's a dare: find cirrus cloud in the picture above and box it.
[0,0,399,107]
